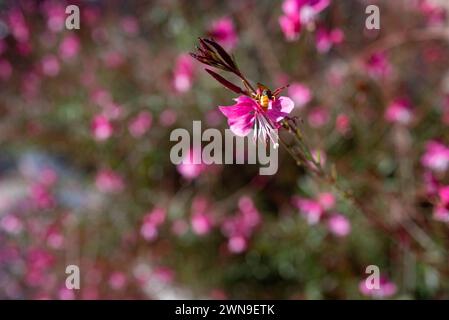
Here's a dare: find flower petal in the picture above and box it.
[275,96,295,114]
[218,96,257,137]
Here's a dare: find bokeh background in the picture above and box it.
[1,0,449,299]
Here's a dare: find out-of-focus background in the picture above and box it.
[1,0,449,299]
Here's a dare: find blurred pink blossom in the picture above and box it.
[128,111,152,138]
[279,13,301,41]
[91,88,113,107]
[293,191,336,225]
[159,109,178,127]
[359,275,397,298]
[315,27,344,53]
[221,196,261,254]
[120,16,139,36]
[288,83,312,108]
[38,168,58,187]
[41,54,60,77]
[46,228,64,249]
[42,2,65,32]
[0,214,23,235]
[336,113,351,135]
[228,235,247,254]
[91,115,113,141]
[279,0,331,41]
[385,98,414,125]
[59,34,80,60]
[177,148,206,180]
[173,54,195,93]
[140,207,166,241]
[327,213,351,237]
[308,106,330,128]
[109,272,127,290]
[26,248,55,286]
[31,183,55,209]
[208,17,238,50]
[365,52,392,79]
[434,186,449,222]
[191,196,214,236]
[95,169,124,193]
[103,51,125,68]
[152,267,174,284]
[418,0,447,26]
[191,212,214,236]
[8,7,29,42]
[58,287,75,300]
[293,197,323,224]
[317,192,335,210]
[421,140,449,173]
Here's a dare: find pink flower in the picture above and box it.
[219,95,295,148]
[40,54,60,77]
[58,287,75,300]
[191,196,214,236]
[8,8,29,43]
[279,0,331,41]
[385,98,414,125]
[228,236,247,254]
[418,0,447,26]
[152,267,174,284]
[46,228,64,249]
[293,197,323,224]
[120,16,139,36]
[315,27,344,53]
[317,192,335,210]
[140,207,166,241]
[173,54,195,93]
[221,196,261,254]
[95,169,124,193]
[91,115,113,141]
[0,214,23,235]
[109,272,127,290]
[336,113,351,135]
[279,14,302,41]
[191,213,214,236]
[308,106,329,128]
[359,275,397,299]
[31,183,55,209]
[365,52,392,79]
[59,34,80,60]
[159,109,177,127]
[288,83,312,108]
[128,111,152,138]
[42,2,65,32]
[327,214,351,237]
[177,148,206,180]
[102,51,125,69]
[421,140,449,173]
[433,186,449,222]
[208,17,238,50]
